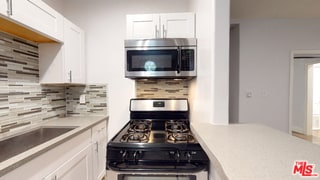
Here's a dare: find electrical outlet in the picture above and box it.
[80,94,86,105]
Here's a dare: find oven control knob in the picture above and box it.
[186,152,192,163]
[133,151,139,160]
[175,151,181,163]
[121,150,127,161]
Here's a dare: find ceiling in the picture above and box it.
[231,0,320,19]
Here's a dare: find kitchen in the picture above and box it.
[0,0,319,180]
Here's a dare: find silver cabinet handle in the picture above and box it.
[155,25,158,38]
[7,0,12,16]
[162,24,166,38]
[94,141,98,152]
[68,70,72,83]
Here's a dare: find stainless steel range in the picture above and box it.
[106,99,209,180]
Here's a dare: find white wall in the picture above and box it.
[56,0,191,139]
[232,19,320,132]
[189,0,229,179]
[42,0,64,12]
[189,0,229,126]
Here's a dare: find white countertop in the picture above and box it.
[0,116,108,176]
[191,123,320,180]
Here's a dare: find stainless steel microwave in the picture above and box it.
[125,38,197,79]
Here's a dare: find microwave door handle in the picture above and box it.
[177,48,181,74]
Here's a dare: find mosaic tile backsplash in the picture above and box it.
[66,84,108,116]
[0,31,107,133]
[136,79,189,98]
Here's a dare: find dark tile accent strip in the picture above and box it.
[17,110,42,116]
[1,122,17,128]
[13,50,39,58]
[13,38,38,49]
[43,115,61,120]
[1,122,31,132]
[0,57,28,65]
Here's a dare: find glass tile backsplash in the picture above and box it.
[0,31,107,133]
[136,79,189,98]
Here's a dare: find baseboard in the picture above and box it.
[292,126,305,134]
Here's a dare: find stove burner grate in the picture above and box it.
[128,119,152,133]
[167,132,195,143]
[165,120,195,143]
[120,119,152,143]
[165,120,189,133]
[121,132,150,143]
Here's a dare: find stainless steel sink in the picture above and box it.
[0,126,77,163]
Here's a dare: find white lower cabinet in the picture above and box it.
[1,129,92,180]
[43,144,93,180]
[92,121,107,180]
[0,120,108,180]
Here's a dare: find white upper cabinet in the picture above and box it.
[11,0,63,41]
[39,18,86,84]
[161,13,195,38]
[0,0,7,16]
[126,14,159,39]
[126,12,195,39]
[0,0,63,42]
[63,18,86,84]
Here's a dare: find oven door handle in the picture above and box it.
[177,48,181,74]
[108,162,208,172]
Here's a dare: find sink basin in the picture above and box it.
[0,126,77,163]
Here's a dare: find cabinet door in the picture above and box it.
[161,13,195,38]
[126,14,159,39]
[0,0,8,16]
[11,0,63,41]
[43,144,93,180]
[92,121,107,180]
[63,18,86,84]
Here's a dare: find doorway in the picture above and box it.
[313,63,320,130]
[229,24,240,124]
[290,51,320,145]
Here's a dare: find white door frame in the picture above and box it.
[290,50,320,135]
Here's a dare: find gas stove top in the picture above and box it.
[110,119,198,147]
[107,99,209,172]
[114,119,196,144]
